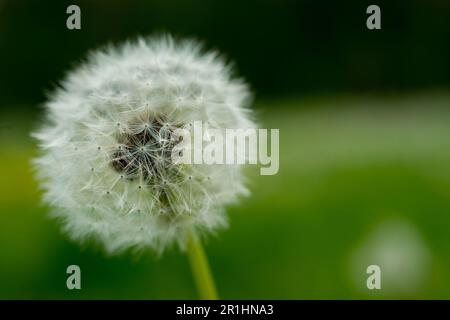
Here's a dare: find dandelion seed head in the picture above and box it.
[33,35,254,254]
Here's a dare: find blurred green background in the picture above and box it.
[1,0,450,299]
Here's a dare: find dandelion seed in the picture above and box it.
[33,35,255,256]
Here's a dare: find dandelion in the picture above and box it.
[33,35,255,299]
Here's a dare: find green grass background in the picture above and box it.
[1,92,450,299]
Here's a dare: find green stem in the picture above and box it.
[186,231,219,300]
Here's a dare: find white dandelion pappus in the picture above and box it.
[33,35,255,254]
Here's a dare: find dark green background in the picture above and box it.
[1,0,450,106]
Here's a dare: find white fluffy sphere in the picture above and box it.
[33,35,254,254]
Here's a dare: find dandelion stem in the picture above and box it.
[186,231,219,300]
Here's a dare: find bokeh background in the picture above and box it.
[1,0,450,299]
